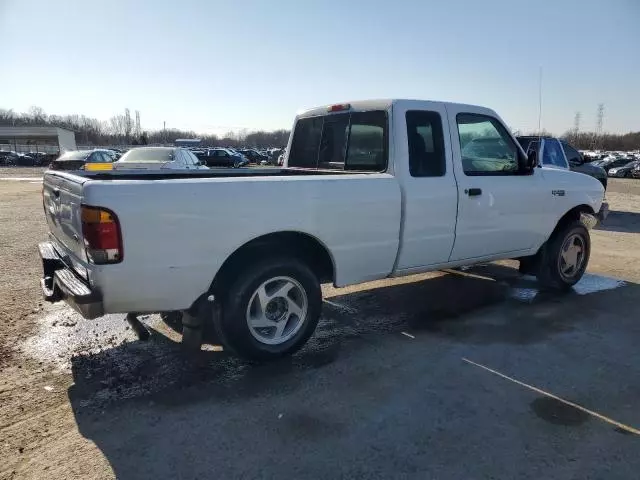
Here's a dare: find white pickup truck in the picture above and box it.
[40,99,606,359]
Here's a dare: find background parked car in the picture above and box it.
[593,156,634,173]
[608,160,640,178]
[238,148,269,164]
[113,147,209,170]
[195,148,249,168]
[49,149,116,171]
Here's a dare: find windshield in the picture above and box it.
[119,148,175,162]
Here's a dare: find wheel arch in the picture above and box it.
[549,204,595,241]
[209,231,336,294]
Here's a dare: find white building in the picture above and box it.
[0,126,77,153]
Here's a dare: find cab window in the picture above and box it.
[289,110,388,171]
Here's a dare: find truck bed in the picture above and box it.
[73,167,360,181]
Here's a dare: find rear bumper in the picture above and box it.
[39,242,104,319]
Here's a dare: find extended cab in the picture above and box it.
[40,100,605,359]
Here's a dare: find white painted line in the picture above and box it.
[323,299,357,314]
[401,331,415,339]
[0,177,43,181]
[462,357,640,436]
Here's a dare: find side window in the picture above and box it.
[562,142,582,164]
[542,139,568,168]
[289,117,323,168]
[457,114,519,175]
[99,152,112,163]
[189,151,200,165]
[345,111,386,171]
[406,110,445,177]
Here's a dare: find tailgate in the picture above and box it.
[42,171,88,263]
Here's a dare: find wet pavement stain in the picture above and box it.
[530,397,589,427]
[20,266,630,409]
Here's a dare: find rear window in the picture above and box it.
[119,148,175,162]
[288,110,387,171]
[56,151,90,161]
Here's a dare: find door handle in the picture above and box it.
[465,188,482,196]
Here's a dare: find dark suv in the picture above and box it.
[516,136,607,190]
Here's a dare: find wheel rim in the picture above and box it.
[246,276,308,345]
[558,233,586,280]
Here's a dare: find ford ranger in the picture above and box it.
[39,100,606,359]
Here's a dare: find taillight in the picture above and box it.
[328,103,351,112]
[81,205,123,264]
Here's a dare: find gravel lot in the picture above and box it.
[1,169,640,479]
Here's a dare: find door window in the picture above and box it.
[457,114,519,175]
[406,110,445,177]
[541,139,568,168]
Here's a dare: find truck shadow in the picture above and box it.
[66,264,637,478]
[596,210,640,233]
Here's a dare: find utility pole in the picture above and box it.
[537,66,543,134]
[135,110,141,139]
[572,111,581,144]
[163,121,166,145]
[573,112,581,136]
[590,104,604,150]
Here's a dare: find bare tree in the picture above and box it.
[28,106,47,124]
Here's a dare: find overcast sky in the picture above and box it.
[1,0,639,135]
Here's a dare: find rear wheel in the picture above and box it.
[536,220,590,290]
[214,257,322,360]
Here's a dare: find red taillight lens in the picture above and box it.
[81,205,123,264]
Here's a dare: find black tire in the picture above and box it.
[536,220,590,290]
[214,256,322,360]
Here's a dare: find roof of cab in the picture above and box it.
[295,99,496,118]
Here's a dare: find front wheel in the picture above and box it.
[214,257,322,360]
[536,220,590,290]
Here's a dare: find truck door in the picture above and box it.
[394,103,458,270]
[446,106,547,261]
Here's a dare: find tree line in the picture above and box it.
[561,130,640,151]
[1,106,638,151]
[0,107,290,148]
